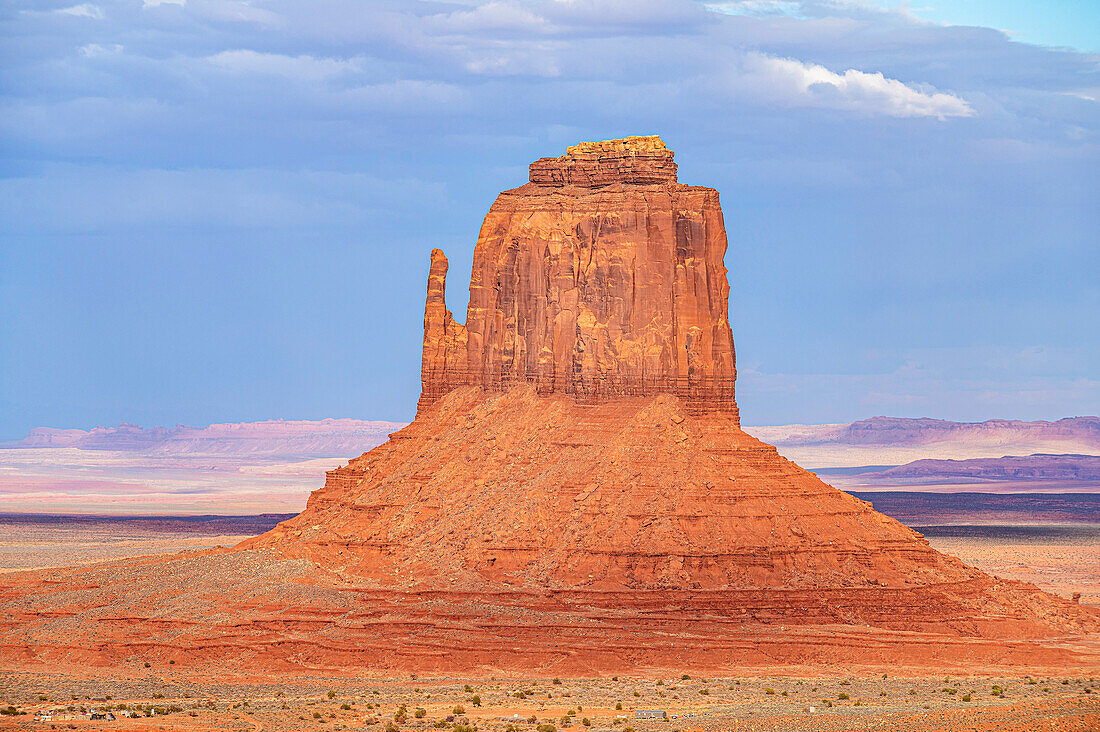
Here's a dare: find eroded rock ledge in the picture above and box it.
[529,135,678,186]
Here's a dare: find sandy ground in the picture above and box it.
[926,536,1100,606]
[0,524,252,573]
[0,673,1096,732]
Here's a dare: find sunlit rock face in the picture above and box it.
[419,136,737,415]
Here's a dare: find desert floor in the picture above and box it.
[2,507,1096,730]
[0,672,1097,731]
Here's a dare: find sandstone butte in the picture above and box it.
[0,136,1096,678]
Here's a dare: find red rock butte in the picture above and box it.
[419,135,736,414]
[0,137,1096,676]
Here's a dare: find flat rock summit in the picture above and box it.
[1,137,1096,676]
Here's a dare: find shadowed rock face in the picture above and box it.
[419,136,736,415]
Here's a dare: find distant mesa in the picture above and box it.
[3,418,403,457]
[864,453,1100,482]
[1,137,1096,676]
[754,415,1100,448]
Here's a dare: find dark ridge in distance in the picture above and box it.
[850,491,1100,526]
[913,524,1100,542]
[0,512,297,534]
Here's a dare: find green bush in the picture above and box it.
[553,678,562,685]
[452,706,465,715]
[471,695,481,707]
[838,693,849,700]
[415,708,426,718]
[340,704,351,710]
[464,685,473,693]
[765,688,775,695]
[537,725,557,732]
[961,694,972,702]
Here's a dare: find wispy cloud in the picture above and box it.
[205,49,364,81]
[726,51,974,119]
[54,3,103,19]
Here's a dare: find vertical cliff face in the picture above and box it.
[419,136,737,416]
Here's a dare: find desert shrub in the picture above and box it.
[634,691,640,697]
[781,691,788,697]
[615,702,622,710]
[464,685,473,693]
[143,662,151,668]
[909,689,917,696]
[838,693,849,700]
[415,708,426,718]
[313,712,323,719]
[513,692,526,699]
[0,707,22,716]
[341,704,351,711]
[680,675,691,681]
[765,688,775,695]
[854,701,862,707]
[37,695,47,701]
[582,719,590,727]
[961,694,972,702]
[453,706,465,715]
[471,695,481,707]
[328,691,337,699]
[655,680,664,686]
[385,723,399,732]
[527,715,538,723]
[839,680,850,686]
[536,725,557,732]
[612,676,619,681]
[153,693,165,699]
[454,726,475,732]
[553,678,562,685]
[623,728,635,732]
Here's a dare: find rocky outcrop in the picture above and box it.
[1,137,1095,677]
[528,136,677,186]
[419,136,736,414]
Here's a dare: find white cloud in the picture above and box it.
[205,50,363,81]
[79,43,123,57]
[428,1,551,34]
[728,51,975,119]
[55,3,103,18]
[143,0,186,6]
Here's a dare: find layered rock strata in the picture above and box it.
[419,136,735,413]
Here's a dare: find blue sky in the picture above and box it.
[1,0,1097,438]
